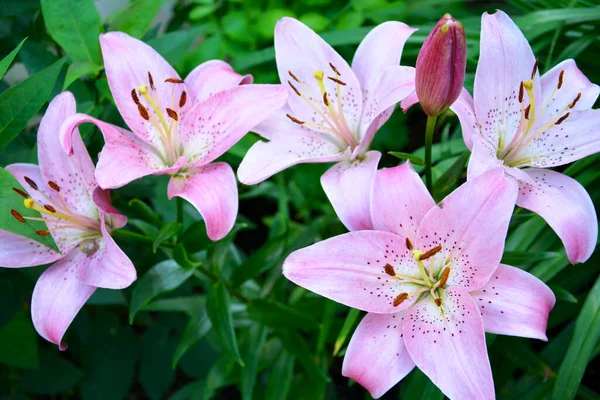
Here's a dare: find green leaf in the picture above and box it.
[152,222,182,253]
[140,325,177,399]
[129,260,194,323]
[432,151,469,201]
[388,151,426,166]
[0,58,65,151]
[128,198,162,225]
[173,243,202,270]
[109,0,163,39]
[231,234,286,287]
[248,299,320,331]
[501,251,559,266]
[0,311,38,369]
[222,11,250,43]
[265,351,295,400]
[189,4,216,20]
[206,281,244,366]
[147,27,209,66]
[41,0,101,64]
[333,308,360,356]
[19,352,83,395]
[278,329,329,383]
[63,62,103,90]
[0,38,27,81]
[401,369,444,400]
[240,324,268,400]
[172,309,211,368]
[549,285,578,304]
[552,275,600,400]
[0,168,58,250]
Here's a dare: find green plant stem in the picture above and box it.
[176,197,183,224]
[424,114,438,192]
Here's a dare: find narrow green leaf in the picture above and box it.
[265,351,295,400]
[432,151,469,201]
[0,311,38,369]
[231,234,286,287]
[147,26,209,66]
[549,285,578,304]
[128,198,162,225]
[173,243,202,270]
[109,0,163,39]
[278,329,329,383]
[240,324,268,400]
[19,352,83,395]
[152,222,182,253]
[172,309,211,368]
[501,251,559,266]
[0,58,65,151]
[0,38,27,81]
[248,299,320,331]
[41,0,101,64]
[552,275,600,400]
[401,369,444,400]
[206,282,244,366]
[333,308,360,356]
[62,62,103,90]
[316,301,337,356]
[129,260,194,323]
[388,151,426,166]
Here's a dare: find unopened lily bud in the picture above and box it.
[415,14,467,116]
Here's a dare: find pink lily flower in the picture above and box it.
[60,32,288,241]
[0,92,136,350]
[451,11,600,264]
[238,17,418,231]
[283,165,555,399]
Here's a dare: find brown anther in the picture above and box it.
[329,62,340,76]
[420,245,442,261]
[524,105,531,120]
[288,81,301,96]
[36,230,50,237]
[179,91,187,108]
[555,112,570,125]
[518,81,524,103]
[148,71,155,90]
[288,71,300,83]
[384,263,396,276]
[327,76,346,86]
[138,104,150,121]
[438,267,450,287]
[531,58,539,79]
[23,177,38,190]
[12,188,29,199]
[48,181,60,192]
[434,298,442,307]
[405,237,413,251]
[558,70,565,89]
[11,209,25,223]
[323,92,329,106]
[165,78,184,84]
[131,88,140,105]
[393,293,409,307]
[569,93,582,109]
[286,114,304,125]
[166,108,179,121]
[44,204,56,213]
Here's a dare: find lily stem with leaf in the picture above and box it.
[424,114,437,191]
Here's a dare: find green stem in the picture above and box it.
[424,115,438,192]
[176,197,183,225]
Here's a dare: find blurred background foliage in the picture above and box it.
[0,0,599,399]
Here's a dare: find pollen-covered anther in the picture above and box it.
[438,267,450,287]
[420,245,442,261]
[518,81,524,103]
[288,71,300,83]
[165,78,184,84]
[329,62,340,76]
[12,188,29,199]
[405,237,413,251]
[48,181,61,192]
[287,81,301,96]
[327,76,347,86]
[434,298,442,307]
[558,70,565,89]
[531,58,539,79]
[166,108,178,121]
[555,112,570,125]
[179,91,187,108]
[569,93,582,109]
[148,71,155,90]
[23,176,38,190]
[384,263,396,276]
[44,204,56,213]
[36,230,50,237]
[131,89,140,105]
[286,114,304,125]
[524,105,531,120]
[393,293,409,307]
[323,92,329,106]
[11,209,25,223]
[138,104,150,121]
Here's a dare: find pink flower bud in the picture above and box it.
[415,14,467,116]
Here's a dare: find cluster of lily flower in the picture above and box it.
[1,9,598,400]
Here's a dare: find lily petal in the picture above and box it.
[185,60,253,105]
[342,311,415,399]
[516,168,597,264]
[92,187,127,229]
[450,88,479,150]
[0,229,62,268]
[403,286,494,400]
[466,135,504,180]
[77,218,136,289]
[180,84,288,167]
[416,168,518,290]
[168,162,238,242]
[371,162,434,240]
[283,230,423,314]
[31,250,96,350]
[321,151,381,231]
[471,264,555,341]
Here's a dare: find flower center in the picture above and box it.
[285,63,359,150]
[385,239,451,308]
[10,177,102,244]
[497,60,581,167]
[132,72,187,166]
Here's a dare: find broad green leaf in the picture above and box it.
[152,222,182,253]
[0,311,38,369]
[0,58,65,151]
[278,329,329,383]
[41,0,101,64]
[501,251,558,266]
[0,168,58,250]
[206,281,244,366]
[168,382,204,400]
[333,308,360,356]
[63,62,103,90]
[147,26,209,66]
[388,151,426,166]
[19,352,83,395]
[140,325,177,399]
[189,4,217,20]
[173,243,202,270]
[248,299,320,331]
[128,198,162,225]
[549,285,578,304]
[0,270,32,328]
[432,151,469,201]
[265,351,295,400]
[240,324,268,400]
[231,234,286,287]
[145,295,204,315]
[109,0,163,39]
[129,260,194,323]
[172,308,211,368]
[552,275,600,400]
[0,38,27,81]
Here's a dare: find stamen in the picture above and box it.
[524,105,531,120]
[288,71,300,83]
[23,177,38,190]
[405,237,413,251]
[48,181,61,192]
[11,209,25,223]
[24,198,35,208]
[393,293,409,307]
[148,72,155,91]
[329,62,340,76]
[323,92,329,106]
[569,93,582,109]
[518,81,524,103]
[166,108,179,121]
[327,76,346,86]
[131,89,140,105]
[438,267,450,287]
[531,58,539,79]
[420,245,442,261]
[179,91,187,108]
[288,81,301,96]
[44,205,56,213]
[555,112,570,125]
[434,298,442,307]
[286,114,304,125]
[165,78,184,84]
[138,104,150,120]
[36,230,50,236]
[558,70,564,89]
[12,188,29,199]
[384,264,396,276]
